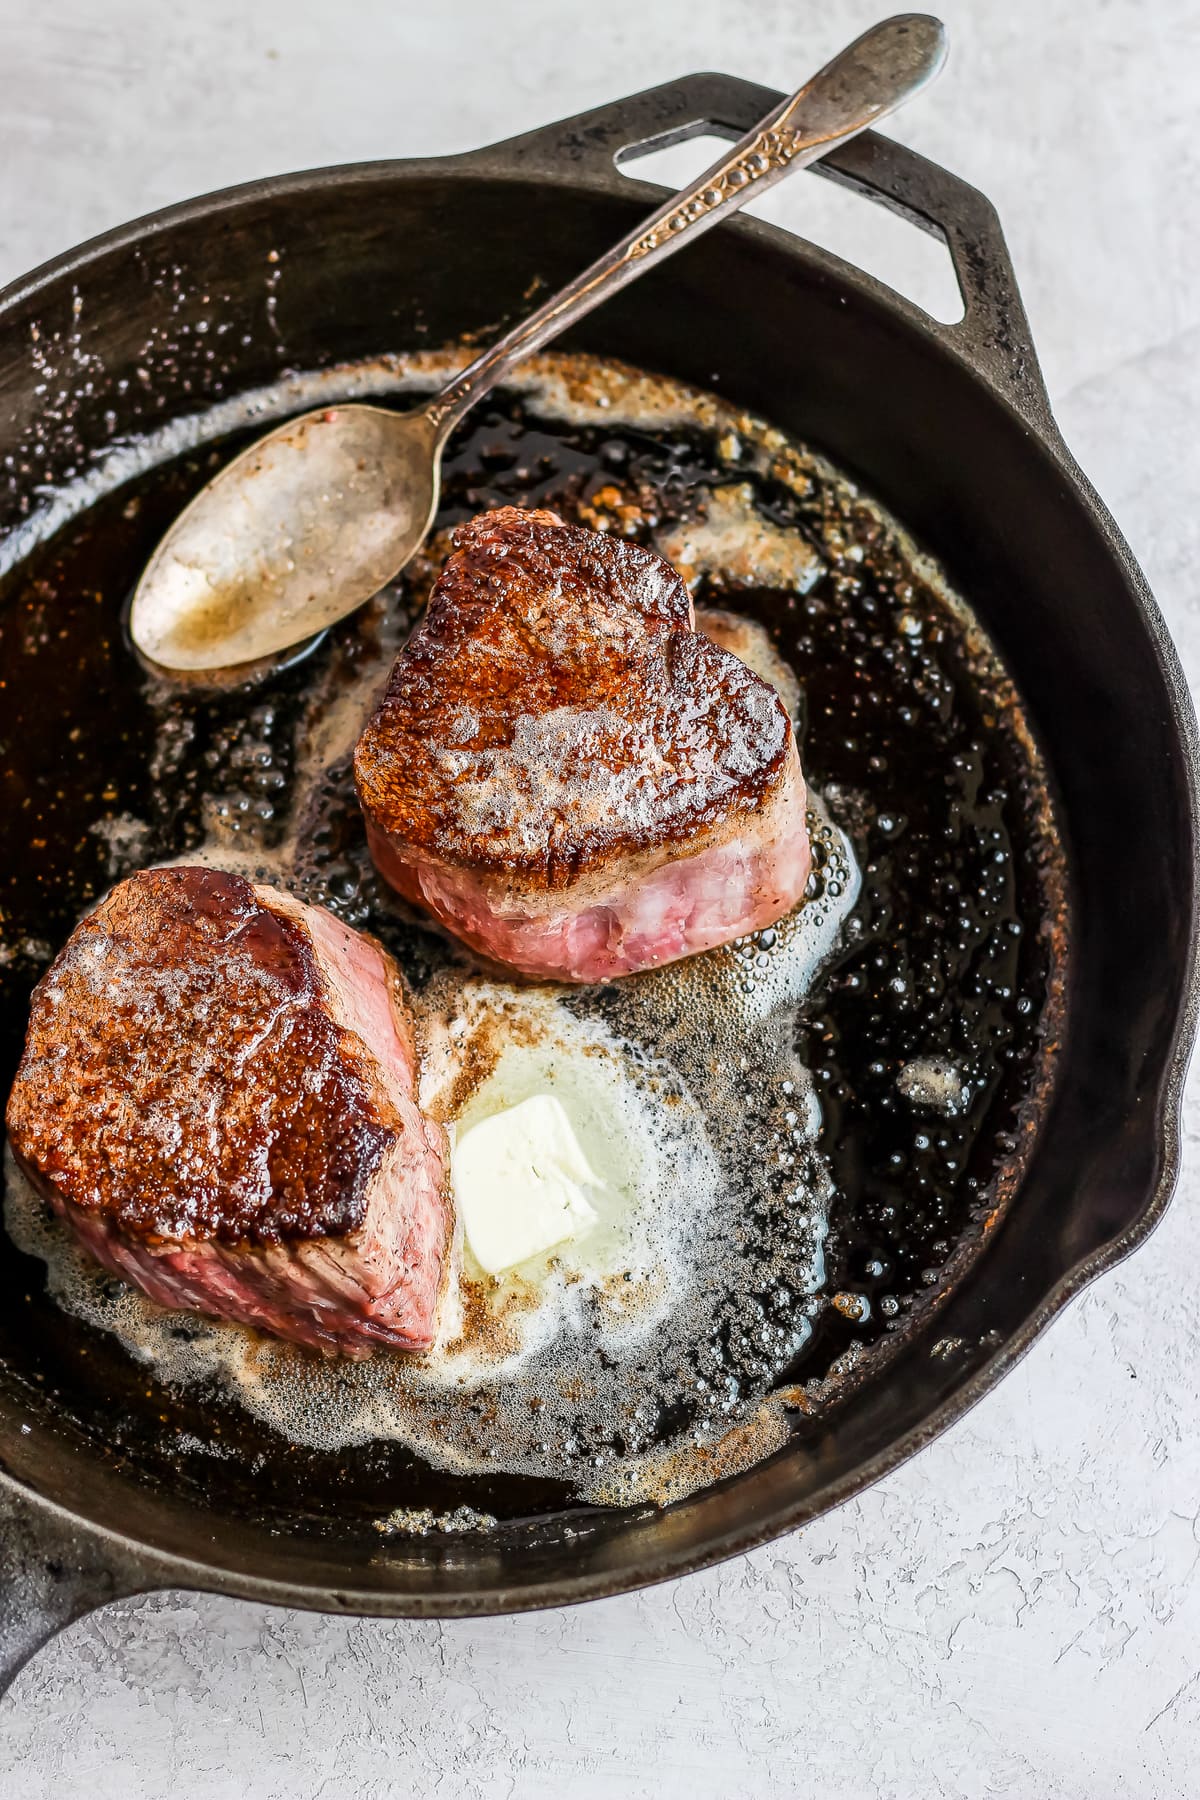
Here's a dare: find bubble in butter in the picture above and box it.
[451,1093,602,1275]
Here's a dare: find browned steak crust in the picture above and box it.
[5,866,396,1245]
[354,507,793,889]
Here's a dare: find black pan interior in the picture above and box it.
[0,163,1191,1604]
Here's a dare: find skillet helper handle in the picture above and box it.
[0,1475,147,1697]
[470,66,1054,436]
[807,128,1056,435]
[426,17,946,438]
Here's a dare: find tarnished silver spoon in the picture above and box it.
[130,14,946,678]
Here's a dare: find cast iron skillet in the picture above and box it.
[0,73,1196,1690]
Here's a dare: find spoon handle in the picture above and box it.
[424,14,946,438]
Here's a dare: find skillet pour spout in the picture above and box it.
[0,70,1195,1690]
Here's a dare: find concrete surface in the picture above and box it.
[2,1,1200,1794]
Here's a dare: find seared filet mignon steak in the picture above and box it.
[354,507,811,981]
[5,866,450,1356]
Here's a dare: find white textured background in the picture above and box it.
[2,2,1200,1794]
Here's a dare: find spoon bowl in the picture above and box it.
[131,403,441,672]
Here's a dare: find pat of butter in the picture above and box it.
[452,1093,600,1277]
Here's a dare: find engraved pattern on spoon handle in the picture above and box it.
[621,108,850,259]
[424,15,946,439]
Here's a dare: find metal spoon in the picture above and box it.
[130,14,946,678]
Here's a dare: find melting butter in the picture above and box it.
[452,1093,601,1276]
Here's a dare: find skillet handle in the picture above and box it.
[467,71,1056,436]
[0,1474,149,1698]
[802,127,1057,436]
